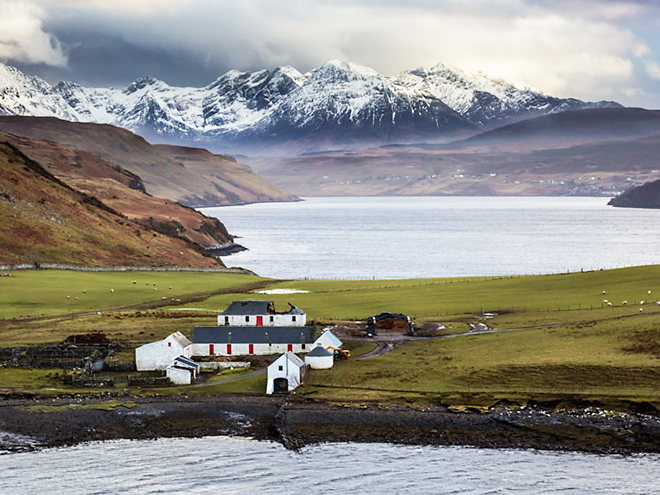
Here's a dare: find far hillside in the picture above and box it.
[0,142,221,267]
[0,116,297,207]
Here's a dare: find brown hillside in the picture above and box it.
[0,142,220,267]
[0,116,297,207]
[0,131,235,251]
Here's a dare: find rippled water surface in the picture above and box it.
[1,437,658,494]
[202,197,660,279]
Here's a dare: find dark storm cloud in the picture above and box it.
[2,0,659,106]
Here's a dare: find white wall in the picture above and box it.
[190,342,311,357]
[135,334,189,371]
[166,366,191,385]
[217,313,307,327]
[267,355,303,394]
[305,355,334,369]
[313,331,343,350]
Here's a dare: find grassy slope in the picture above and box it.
[305,313,660,403]
[1,266,659,403]
[171,266,660,322]
[0,270,264,320]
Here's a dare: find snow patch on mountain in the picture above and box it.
[0,61,620,152]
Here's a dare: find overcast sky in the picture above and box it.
[1,0,659,107]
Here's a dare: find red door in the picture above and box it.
[249,344,254,354]
[256,316,263,327]
[209,344,214,355]
[287,344,293,352]
[227,344,232,355]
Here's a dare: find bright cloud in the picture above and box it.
[0,0,67,66]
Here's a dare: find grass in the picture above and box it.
[0,368,65,388]
[0,311,218,346]
[170,265,660,322]
[343,339,378,357]
[304,311,660,404]
[0,270,265,319]
[3,265,660,407]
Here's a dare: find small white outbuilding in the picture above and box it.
[166,355,200,385]
[313,329,343,351]
[266,352,305,395]
[135,331,192,371]
[304,345,334,369]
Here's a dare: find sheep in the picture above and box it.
[132,280,137,285]
[67,295,70,299]
[640,308,644,312]
[169,286,172,290]
[640,300,644,305]
[648,290,652,294]
[622,300,627,305]
[162,296,167,300]
[110,289,114,293]
[75,297,78,300]
[83,290,86,294]
[607,302,612,306]
[603,299,608,303]
[153,287,157,291]
[602,291,606,295]
[656,301,660,306]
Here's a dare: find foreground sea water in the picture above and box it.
[202,196,660,279]
[1,437,658,494]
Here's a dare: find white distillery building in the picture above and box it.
[304,345,334,369]
[267,352,306,394]
[135,331,192,371]
[166,356,200,385]
[191,326,316,357]
[217,301,306,327]
[313,330,343,350]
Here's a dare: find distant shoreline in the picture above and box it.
[1,395,658,455]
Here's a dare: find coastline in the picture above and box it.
[1,395,659,455]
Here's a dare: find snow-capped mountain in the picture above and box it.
[0,61,620,154]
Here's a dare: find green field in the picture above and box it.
[1,266,659,406]
[168,265,660,324]
[0,270,265,319]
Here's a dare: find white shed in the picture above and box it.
[313,329,343,350]
[135,331,192,371]
[266,352,305,395]
[166,355,200,385]
[304,345,334,369]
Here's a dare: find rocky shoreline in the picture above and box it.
[1,395,660,455]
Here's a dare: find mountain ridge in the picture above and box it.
[0,61,620,154]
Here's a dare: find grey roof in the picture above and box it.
[173,355,199,370]
[307,346,333,357]
[220,301,306,316]
[193,326,316,344]
[221,301,272,316]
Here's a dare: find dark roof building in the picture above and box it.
[192,326,316,344]
[221,300,305,316]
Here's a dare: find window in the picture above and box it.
[245,316,250,323]
[292,315,296,322]
[270,316,274,322]
[278,365,283,371]
[225,316,229,325]
[168,342,171,347]
[301,343,305,350]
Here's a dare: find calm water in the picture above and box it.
[1,437,658,494]
[202,197,660,279]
